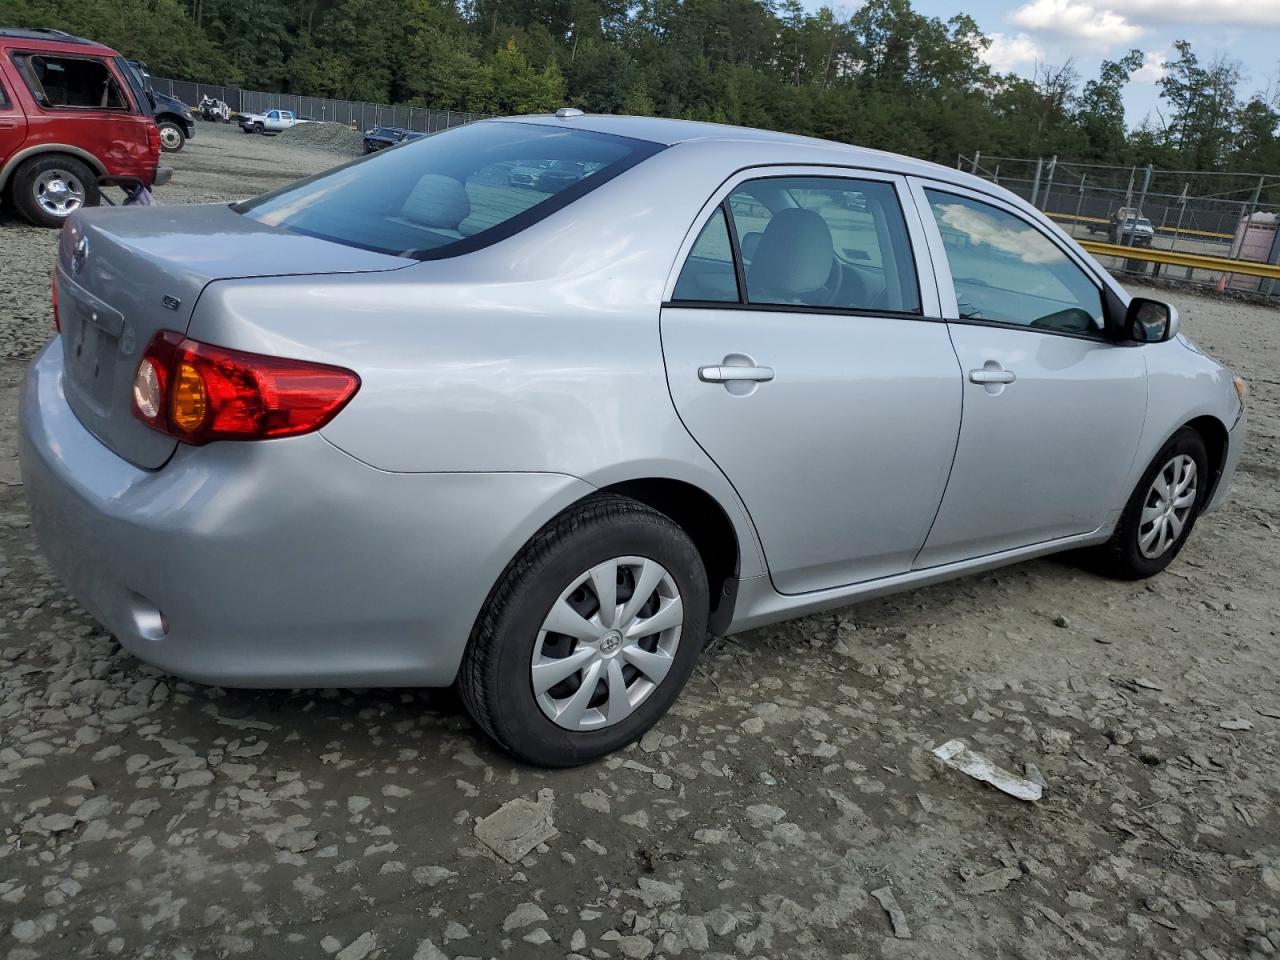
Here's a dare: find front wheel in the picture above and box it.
[459,494,709,766]
[10,155,100,228]
[1092,427,1209,579]
[158,121,186,152]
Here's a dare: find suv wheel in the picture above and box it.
[460,494,709,766]
[11,155,100,228]
[1091,427,1209,579]
[158,121,186,152]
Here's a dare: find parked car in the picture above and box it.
[239,108,308,134]
[363,125,425,154]
[1110,206,1156,246]
[124,60,194,152]
[535,159,600,192]
[0,27,169,226]
[21,114,1246,766]
[508,157,552,187]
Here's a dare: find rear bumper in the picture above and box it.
[19,339,593,687]
[153,165,172,187]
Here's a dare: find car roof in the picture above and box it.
[0,27,120,55]
[495,113,987,189]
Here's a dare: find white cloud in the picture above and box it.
[1009,0,1280,49]
[1101,0,1280,27]
[1011,0,1145,43]
[1131,50,1168,84]
[981,32,1047,71]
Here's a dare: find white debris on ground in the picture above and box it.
[473,788,559,863]
[1,121,1278,958]
[931,738,1045,801]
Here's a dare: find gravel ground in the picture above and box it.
[1,122,1278,960]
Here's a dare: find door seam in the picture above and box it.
[910,320,966,570]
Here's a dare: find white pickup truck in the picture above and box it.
[239,109,310,135]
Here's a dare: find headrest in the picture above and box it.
[749,207,833,297]
[401,174,470,230]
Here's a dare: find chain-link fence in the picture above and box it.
[152,77,488,135]
[959,153,1280,296]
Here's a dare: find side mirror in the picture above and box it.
[1124,297,1179,343]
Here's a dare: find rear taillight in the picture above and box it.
[51,271,60,332]
[131,332,360,444]
[147,123,161,156]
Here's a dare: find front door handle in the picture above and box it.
[969,367,1016,385]
[699,365,775,384]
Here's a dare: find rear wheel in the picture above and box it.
[11,155,100,228]
[158,121,186,152]
[459,494,709,766]
[1092,427,1208,579]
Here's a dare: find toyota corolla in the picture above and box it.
[20,112,1246,766]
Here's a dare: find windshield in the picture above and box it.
[236,121,663,260]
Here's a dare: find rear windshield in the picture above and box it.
[236,121,664,260]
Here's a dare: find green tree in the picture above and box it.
[1076,50,1144,162]
[1160,40,1241,169]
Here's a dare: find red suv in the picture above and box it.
[0,27,169,227]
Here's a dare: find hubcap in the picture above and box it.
[1138,454,1197,559]
[160,126,182,149]
[35,169,85,217]
[531,556,682,731]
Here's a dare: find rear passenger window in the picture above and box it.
[925,190,1105,336]
[0,79,9,109]
[672,207,738,303]
[731,177,920,313]
[14,55,129,110]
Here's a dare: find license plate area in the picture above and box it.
[59,272,125,415]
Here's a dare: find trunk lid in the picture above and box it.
[56,203,413,469]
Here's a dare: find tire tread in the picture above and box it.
[458,493,685,758]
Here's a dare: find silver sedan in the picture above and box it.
[20,113,1247,765]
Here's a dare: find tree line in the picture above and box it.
[5,0,1278,174]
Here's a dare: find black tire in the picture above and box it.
[254,122,265,134]
[1092,426,1209,580]
[10,155,100,228]
[459,493,709,767]
[158,121,186,152]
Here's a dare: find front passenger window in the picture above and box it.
[925,190,1105,336]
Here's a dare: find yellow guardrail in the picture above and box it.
[1046,211,1233,240]
[1079,240,1280,280]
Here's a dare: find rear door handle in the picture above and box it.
[969,368,1016,385]
[699,365,775,383]
[0,120,17,128]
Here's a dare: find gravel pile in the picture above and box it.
[279,120,365,156]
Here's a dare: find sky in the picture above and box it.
[833,0,1280,130]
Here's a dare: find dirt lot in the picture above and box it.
[1,122,1278,960]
